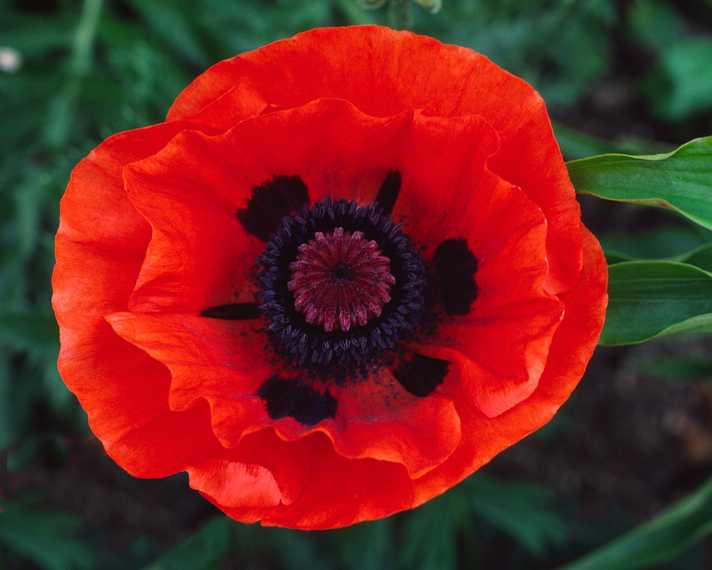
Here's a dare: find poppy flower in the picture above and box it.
[52,25,607,529]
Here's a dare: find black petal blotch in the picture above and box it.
[258,375,337,425]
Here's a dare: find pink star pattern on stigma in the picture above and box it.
[288,227,395,332]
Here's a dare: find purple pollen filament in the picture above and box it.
[288,227,396,333]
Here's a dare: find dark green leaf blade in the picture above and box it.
[0,310,58,352]
[568,137,712,230]
[331,520,394,570]
[646,39,712,120]
[143,517,231,570]
[601,261,712,346]
[559,477,712,570]
[601,226,712,262]
[398,490,471,570]
[640,355,712,383]
[680,243,712,273]
[0,502,93,570]
[554,122,665,161]
[127,0,210,66]
[467,475,570,556]
[605,250,634,264]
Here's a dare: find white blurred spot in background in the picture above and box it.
[0,47,22,73]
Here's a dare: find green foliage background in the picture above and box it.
[1,0,712,568]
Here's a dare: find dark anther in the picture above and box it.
[394,353,449,397]
[374,170,401,216]
[237,175,309,241]
[201,303,261,320]
[256,198,427,381]
[433,238,478,315]
[258,375,337,425]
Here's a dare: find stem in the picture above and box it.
[389,0,412,29]
[44,0,103,146]
[71,0,103,76]
[336,0,379,24]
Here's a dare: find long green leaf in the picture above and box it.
[143,517,231,570]
[0,311,58,352]
[232,525,330,570]
[641,355,712,383]
[601,226,712,262]
[44,0,103,147]
[127,0,209,66]
[467,475,570,556]
[0,502,93,570]
[601,260,712,345]
[332,520,394,570]
[399,495,461,570]
[680,243,712,273]
[568,137,712,230]
[554,122,665,160]
[647,38,712,120]
[559,477,712,570]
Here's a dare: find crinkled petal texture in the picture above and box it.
[52,26,607,530]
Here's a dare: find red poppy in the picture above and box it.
[52,25,607,529]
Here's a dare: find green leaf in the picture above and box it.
[127,0,210,66]
[568,137,712,230]
[0,502,93,570]
[13,170,55,261]
[627,0,685,51]
[231,525,330,570]
[143,517,231,570]
[601,261,712,346]
[267,530,331,570]
[337,0,380,24]
[605,250,634,264]
[331,520,394,570]
[679,243,712,273]
[467,474,570,556]
[554,123,664,161]
[0,310,58,352]
[399,497,460,570]
[43,0,103,147]
[601,226,712,262]
[646,38,712,120]
[559,477,712,570]
[640,356,712,383]
[0,355,13,449]
[414,0,442,14]
[0,16,74,58]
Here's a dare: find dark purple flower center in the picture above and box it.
[199,173,481,424]
[254,198,427,380]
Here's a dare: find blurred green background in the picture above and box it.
[2,0,712,568]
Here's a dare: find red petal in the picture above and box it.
[331,370,461,478]
[230,430,415,530]
[143,98,504,261]
[52,123,224,477]
[185,430,415,529]
[53,27,606,528]
[272,368,461,478]
[168,26,580,293]
[106,312,274,448]
[121,100,415,313]
[205,98,412,207]
[187,459,282,513]
[122,131,261,313]
[108,310,461,479]
[392,113,500,250]
[413,227,607,506]
[419,170,564,416]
